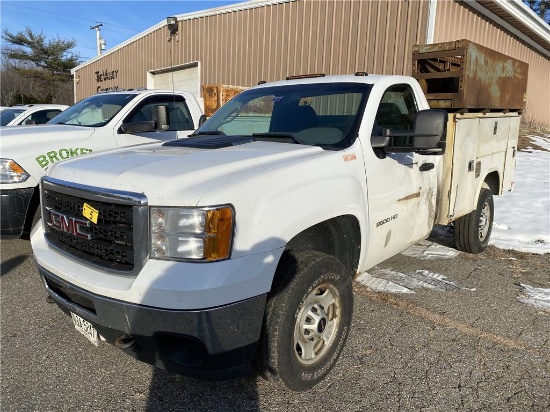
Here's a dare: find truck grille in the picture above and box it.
[41,178,148,274]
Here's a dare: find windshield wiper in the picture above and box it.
[188,130,227,137]
[252,132,304,144]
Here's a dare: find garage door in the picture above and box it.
[150,63,199,97]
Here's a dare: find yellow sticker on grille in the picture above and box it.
[82,203,99,224]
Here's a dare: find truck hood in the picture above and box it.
[48,140,325,205]
[1,124,95,150]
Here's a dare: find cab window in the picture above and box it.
[125,95,194,131]
[22,109,63,125]
[372,84,418,135]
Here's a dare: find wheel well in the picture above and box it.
[484,171,500,195]
[285,215,361,275]
[22,186,40,237]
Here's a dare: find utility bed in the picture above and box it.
[436,111,520,225]
[412,40,523,225]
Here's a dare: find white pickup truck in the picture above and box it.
[31,73,520,391]
[1,89,203,238]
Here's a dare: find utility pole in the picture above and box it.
[90,23,105,56]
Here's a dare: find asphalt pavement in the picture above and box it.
[1,236,549,411]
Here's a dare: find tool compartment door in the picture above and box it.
[448,115,512,220]
[447,117,479,220]
[502,115,520,193]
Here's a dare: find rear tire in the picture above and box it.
[454,188,494,253]
[255,250,353,391]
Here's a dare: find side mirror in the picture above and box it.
[119,121,156,133]
[372,109,447,154]
[371,134,392,148]
[152,105,170,131]
[411,109,447,149]
[198,114,207,127]
[119,105,171,134]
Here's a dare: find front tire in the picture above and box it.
[256,250,353,391]
[454,187,494,253]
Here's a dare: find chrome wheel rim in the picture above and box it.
[479,201,491,241]
[293,283,341,365]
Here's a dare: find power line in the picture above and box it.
[1,8,135,36]
[1,3,136,33]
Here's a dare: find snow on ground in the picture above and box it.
[490,135,550,254]
[527,134,550,151]
[357,268,475,294]
[518,284,550,311]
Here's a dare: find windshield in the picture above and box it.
[0,108,26,126]
[49,93,138,127]
[195,82,372,149]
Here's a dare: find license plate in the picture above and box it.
[71,312,99,346]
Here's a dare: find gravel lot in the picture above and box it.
[1,237,549,411]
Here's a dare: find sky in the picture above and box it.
[0,0,242,62]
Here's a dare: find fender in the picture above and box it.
[198,147,370,267]
[475,169,501,208]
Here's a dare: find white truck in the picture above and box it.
[31,44,525,391]
[0,89,203,238]
[0,104,69,127]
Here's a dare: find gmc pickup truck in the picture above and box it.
[1,89,203,238]
[32,69,521,391]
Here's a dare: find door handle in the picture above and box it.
[419,163,434,172]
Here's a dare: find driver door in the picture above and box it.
[114,95,195,146]
[363,84,439,267]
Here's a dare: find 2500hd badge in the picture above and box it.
[376,214,398,227]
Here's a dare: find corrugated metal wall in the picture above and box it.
[74,0,548,126]
[75,0,429,99]
[433,0,550,125]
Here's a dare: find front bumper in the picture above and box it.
[37,264,267,380]
[0,187,34,238]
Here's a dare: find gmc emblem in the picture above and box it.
[48,210,91,240]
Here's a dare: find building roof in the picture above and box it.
[473,0,550,57]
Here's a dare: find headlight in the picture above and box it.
[150,205,234,261]
[0,159,30,183]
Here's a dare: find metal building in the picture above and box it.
[72,0,550,126]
